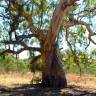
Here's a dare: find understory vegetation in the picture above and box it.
[0,50,96,76]
[61,49,96,75]
[0,54,30,72]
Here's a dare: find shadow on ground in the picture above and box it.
[0,84,96,96]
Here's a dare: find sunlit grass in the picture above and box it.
[0,72,41,88]
[0,72,96,89]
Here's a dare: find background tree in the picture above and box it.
[0,0,96,88]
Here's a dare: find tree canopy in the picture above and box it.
[0,0,96,56]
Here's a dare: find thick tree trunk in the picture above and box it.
[39,0,78,88]
[41,46,67,88]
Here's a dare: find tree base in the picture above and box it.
[41,46,67,88]
[41,75,67,88]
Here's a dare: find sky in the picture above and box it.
[19,51,29,59]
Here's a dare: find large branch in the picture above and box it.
[44,0,79,51]
[16,34,38,40]
[72,7,96,15]
[1,40,28,48]
[0,47,41,55]
[9,0,48,44]
[15,32,47,46]
[0,40,41,52]
[11,1,41,34]
[65,18,96,45]
[77,20,96,45]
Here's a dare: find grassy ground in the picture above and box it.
[0,72,96,96]
[67,74,96,89]
[0,72,41,88]
[0,72,96,89]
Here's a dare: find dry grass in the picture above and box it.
[67,74,96,89]
[0,72,41,88]
[0,72,96,89]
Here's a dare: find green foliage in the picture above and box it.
[62,49,96,75]
[0,54,30,72]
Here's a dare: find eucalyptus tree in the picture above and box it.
[0,0,96,88]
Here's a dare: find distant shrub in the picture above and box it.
[0,54,30,72]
